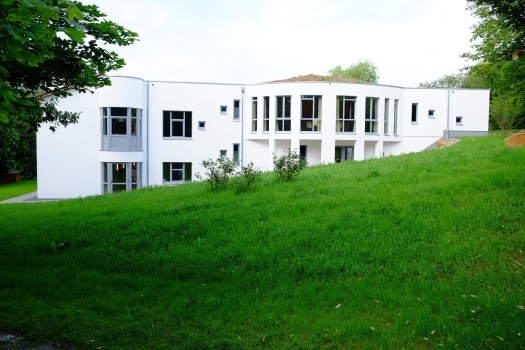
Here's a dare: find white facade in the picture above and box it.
[37,76,489,198]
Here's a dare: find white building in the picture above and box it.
[37,75,490,199]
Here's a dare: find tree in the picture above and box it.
[490,94,524,134]
[328,60,379,83]
[419,73,468,88]
[0,0,137,176]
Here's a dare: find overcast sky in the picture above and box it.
[87,0,478,87]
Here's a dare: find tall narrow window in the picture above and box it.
[101,107,142,151]
[301,96,322,131]
[163,162,192,184]
[102,108,108,136]
[233,100,240,120]
[384,98,390,135]
[276,96,291,132]
[263,96,270,131]
[394,99,399,135]
[411,103,418,124]
[163,111,192,138]
[336,96,356,132]
[131,108,138,136]
[252,97,257,132]
[233,144,240,162]
[365,97,379,133]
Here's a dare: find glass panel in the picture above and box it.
[284,97,291,118]
[314,96,321,119]
[276,120,282,131]
[110,107,127,117]
[337,96,343,119]
[302,99,313,118]
[173,111,184,120]
[234,100,240,107]
[314,119,322,131]
[102,107,107,116]
[372,98,377,120]
[277,97,283,118]
[112,163,127,183]
[132,184,137,190]
[131,108,137,117]
[163,162,170,181]
[131,118,137,136]
[264,97,269,119]
[103,184,108,194]
[112,184,126,193]
[344,100,352,120]
[131,162,137,183]
[412,104,417,122]
[185,112,192,137]
[184,163,192,181]
[172,170,183,181]
[112,118,127,135]
[173,121,183,137]
[263,120,269,131]
[163,111,170,137]
[301,120,311,131]
[102,117,107,135]
[103,163,108,182]
[365,121,371,133]
[173,163,183,169]
[344,121,355,132]
[234,100,240,120]
[283,119,291,131]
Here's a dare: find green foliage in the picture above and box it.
[490,94,524,132]
[328,60,379,83]
[0,0,137,176]
[0,136,525,348]
[273,148,306,181]
[418,72,486,88]
[232,161,262,193]
[195,157,237,191]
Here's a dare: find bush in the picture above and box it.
[233,162,262,193]
[273,149,306,181]
[195,157,237,191]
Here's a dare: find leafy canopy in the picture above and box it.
[328,60,379,83]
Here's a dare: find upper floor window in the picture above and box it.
[163,111,192,138]
[336,96,356,133]
[394,99,399,135]
[276,96,291,132]
[384,99,390,135]
[263,96,270,132]
[220,105,228,114]
[365,97,379,133]
[428,109,435,118]
[301,95,322,132]
[252,97,258,132]
[101,107,142,151]
[411,103,418,124]
[233,100,240,120]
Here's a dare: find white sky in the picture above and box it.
[87,0,478,87]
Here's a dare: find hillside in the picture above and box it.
[0,135,524,349]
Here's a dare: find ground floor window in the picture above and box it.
[335,147,354,162]
[163,162,192,184]
[101,162,141,194]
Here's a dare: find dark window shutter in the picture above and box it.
[163,162,170,182]
[185,112,192,138]
[163,111,170,137]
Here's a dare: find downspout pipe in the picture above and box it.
[446,88,451,139]
[241,86,245,167]
[146,81,150,186]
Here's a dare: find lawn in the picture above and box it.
[0,179,37,201]
[0,135,524,349]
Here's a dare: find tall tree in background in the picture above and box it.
[0,0,138,177]
[328,60,379,83]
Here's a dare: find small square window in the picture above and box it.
[456,116,463,125]
[198,121,205,130]
[428,110,435,118]
[220,150,227,158]
[220,106,227,114]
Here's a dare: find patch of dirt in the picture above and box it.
[434,138,461,149]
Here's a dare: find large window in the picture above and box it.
[365,97,379,133]
[336,96,356,133]
[263,96,270,132]
[101,107,142,151]
[252,97,258,132]
[276,96,291,132]
[384,98,390,135]
[101,162,141,194]
[163,162,192,184]
[301,95,322,131]
[163,111,192,138]
[233,144,240,162]
[394,99,399,135]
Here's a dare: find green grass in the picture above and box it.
[0,135,524,349]
[0,179,37,201]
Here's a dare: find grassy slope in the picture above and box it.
[0,180,37,201]
[0,135,524,349]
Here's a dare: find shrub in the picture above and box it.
[233,162,262,193]
[273,149,306,181]
[195,157,237,191]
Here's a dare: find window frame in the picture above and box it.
[275,96,291,132]
[233,144,240,163]
[163,110,192,138]
[233,100,240,121]
[300,95,322,132]
[411,103,418,124]
[336,96,356,133]
[162,162,192,184]
[220,105,228,115]
[263,96,270,132]
[456,116,463,125]
[251,97,258,132]
[394,99,399,136]
[384,98,390,135]
[101,162,142,194]
[198,121,206,131]
[428,109,435,119]
[365,97,379,134]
